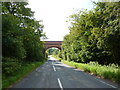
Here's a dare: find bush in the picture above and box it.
[2,57,21,76]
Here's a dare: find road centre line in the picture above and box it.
[53,65,56,71]
[57,78,63,90]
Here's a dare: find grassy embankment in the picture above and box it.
[2,60,46,88]
[53,56,120,83]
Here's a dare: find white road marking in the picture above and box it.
[53,65,56,71]
[57,78,63,90]
[96,79,117,88]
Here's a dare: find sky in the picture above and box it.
[28,0,95,41]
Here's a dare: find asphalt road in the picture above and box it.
[11,56,119,89]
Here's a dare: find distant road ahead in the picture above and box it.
[12,56,119,89]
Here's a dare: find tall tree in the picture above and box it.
[61,2,120,65]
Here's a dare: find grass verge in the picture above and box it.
[53,56,120,83]
[2,60,45,88]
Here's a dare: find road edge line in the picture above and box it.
[96,79,117,88]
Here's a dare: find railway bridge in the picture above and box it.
[44,41,63,50]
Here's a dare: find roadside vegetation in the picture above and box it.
[2,60,45,88]
[2,2,47,88]
[53,55,120,83]
[61,2,120,65]
[51,2,120,83]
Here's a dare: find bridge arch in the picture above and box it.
[44,41,63,50]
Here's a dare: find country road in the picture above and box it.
[11,56,119,89]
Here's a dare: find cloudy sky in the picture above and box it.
[28,0,95,41]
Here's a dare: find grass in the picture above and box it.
[2,60,45,88]
[53,56,120,83]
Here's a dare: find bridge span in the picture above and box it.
[44,41,63,50]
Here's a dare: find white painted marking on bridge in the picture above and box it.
[53,65,56,71]
[57,78,63,90]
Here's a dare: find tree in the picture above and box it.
[2,1,46,77]
[2,2,45,62]
[61,2,120,65]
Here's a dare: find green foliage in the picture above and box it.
[2,2,46,88]
[2,57,21,76]
[46,48,56,55]
[2,2,45,62]
[46,48,60,56]
[2,61,44,88]
[2,14,26,60]
[61,2,120,65]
